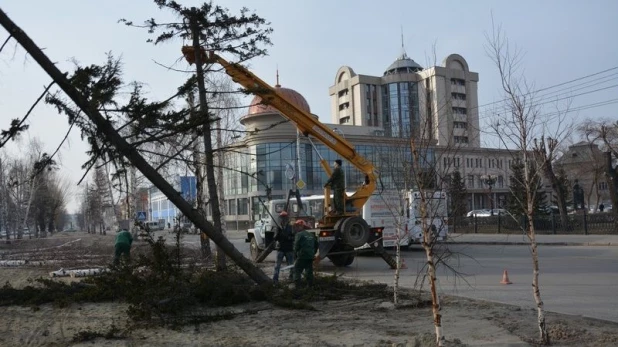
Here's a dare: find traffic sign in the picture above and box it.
[285,163,295,180]
[296,179,306,190]
[136,211,147,221]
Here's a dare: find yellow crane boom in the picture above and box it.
[200,50,378,216]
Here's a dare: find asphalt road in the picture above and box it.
[154,230,618,323]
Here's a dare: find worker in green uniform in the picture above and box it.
[293,219,318,288]
[324,159,345,215]
[113,228,133,265]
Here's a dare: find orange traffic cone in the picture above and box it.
[500,270,512,285]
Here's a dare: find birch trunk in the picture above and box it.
[421,196,443,346]
[392,216,403,305]
[104,162,119,227]
[527,217,549,344]
[20,176,37,239]
[525,149,550,345]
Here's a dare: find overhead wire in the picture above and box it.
[469,65,618,113]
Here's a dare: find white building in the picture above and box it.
[329,51,480,148]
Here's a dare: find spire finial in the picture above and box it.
[275,65,280,87]
[400,25,408,59]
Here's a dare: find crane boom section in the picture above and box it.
[207,52,377,208]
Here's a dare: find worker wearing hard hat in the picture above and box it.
[293,219,318,287]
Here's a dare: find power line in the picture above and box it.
[478,97,618,135]
[471,65,618,112]
[478,83,618,122]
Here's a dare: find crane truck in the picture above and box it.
[182,47,397,269]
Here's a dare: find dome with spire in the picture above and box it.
[384,31,423,75]
[383,52,423,76]
[247,71,310,116]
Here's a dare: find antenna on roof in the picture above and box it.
[275,64,280,87]
[400,25,408,59]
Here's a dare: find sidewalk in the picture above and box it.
[446,233,618,246]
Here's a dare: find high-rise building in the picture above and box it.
[329,51,480,147]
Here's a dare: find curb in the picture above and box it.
[445,241,617,247]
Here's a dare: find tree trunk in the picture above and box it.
[192,122,213,261]
[526,153,550,345]
[605,152,618,219]
[191,13,226,272]
[392,216,402,306]
[215,120,227,270]
[104,162,120,227]
[0,9,271,285]
[527,212,550,344]
[0,158,8,240]
[420,196,443,346]
[544,166,569,230]
[21,176,37,239]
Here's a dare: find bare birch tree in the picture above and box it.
[485,19,573,345]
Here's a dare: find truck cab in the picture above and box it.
[405,190,449,244]
[246,198,314,261]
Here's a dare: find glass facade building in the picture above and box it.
[382,82,420,138]
[223,140,434,222]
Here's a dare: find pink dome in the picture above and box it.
[248,85,310,116]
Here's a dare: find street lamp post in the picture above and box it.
[481,174,498,216]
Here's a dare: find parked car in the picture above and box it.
[466,209,506,217]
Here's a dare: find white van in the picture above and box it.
[145,221,160,231]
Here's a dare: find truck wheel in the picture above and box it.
[250,238,261,262]
[340,216,370,248]
[328,254,354,267]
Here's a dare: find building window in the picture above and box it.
[467,175,474,188]
[238,198,249,215]
[454,121,468,129]
[450,78,466,86]
[228,199,237,215]
[466,158,470,168]
[339,116,350,124]
[451,92,466,100]
[498,175,504,188]
[338,102,350,111]
[599,182,608,190]
[338,89,349,97]
[452,107,467,115]
[455,157,460,168]
[454,136,469,144]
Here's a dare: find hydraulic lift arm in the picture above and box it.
[198,50,378,213]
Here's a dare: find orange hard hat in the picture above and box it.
[294,219,311,229]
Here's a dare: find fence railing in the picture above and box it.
[450,213,617,235]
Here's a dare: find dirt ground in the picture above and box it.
[1,232,617,347]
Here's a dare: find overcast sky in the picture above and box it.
[1,0,617,213]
